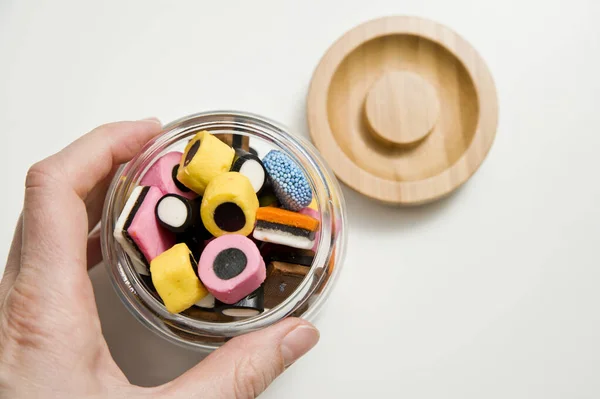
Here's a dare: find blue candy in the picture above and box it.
[262,150,312,211]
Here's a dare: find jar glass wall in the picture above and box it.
[101,111,346,351]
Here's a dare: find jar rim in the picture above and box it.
[101,110,347,350]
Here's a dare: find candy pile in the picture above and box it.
[114,131,319,320]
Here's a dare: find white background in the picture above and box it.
[1,0,600,398]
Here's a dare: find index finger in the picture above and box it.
[27,119,163,199]
[19,119,162,290]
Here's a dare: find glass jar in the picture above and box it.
[100,111,346,351]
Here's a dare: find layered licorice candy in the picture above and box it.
[113,186,175,275]
[253,207,320,250]
[198,234,266,304]
[299,207,320,251]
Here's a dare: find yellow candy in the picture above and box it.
[177,131,235,195]
[201,172,259,237]
[150,243,208,314]
[308,197,317,210]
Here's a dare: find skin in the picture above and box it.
[0,119,320,399]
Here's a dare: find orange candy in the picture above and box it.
[255,207,319,232]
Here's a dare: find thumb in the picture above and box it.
[160,318,319,399]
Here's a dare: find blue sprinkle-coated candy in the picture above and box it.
[262,150,312,211]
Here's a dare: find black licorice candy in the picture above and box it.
[214,286,265,317]
[171,164,193,193]
[267,247,315,267]
[257,179,279,207]
[177,231,204,262]
[217,134,250,151]
[230,148,268,195]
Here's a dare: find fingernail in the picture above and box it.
[281,325,320,367]
[139,117,162,125]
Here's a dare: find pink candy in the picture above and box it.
[140,152,197,199]
[198,235,266,304]
[128,186,176,263]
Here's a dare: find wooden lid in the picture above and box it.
[307,16,498,205]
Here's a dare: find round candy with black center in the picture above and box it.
[230,149,268,195]
[155,193,198,233]
[177,131,235,195]
[198,234,266,304]
[201,172,259,237]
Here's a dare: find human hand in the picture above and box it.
[0,119,320,399]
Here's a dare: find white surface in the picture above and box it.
[1,0,600,397]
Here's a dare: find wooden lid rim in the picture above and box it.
[306,16,499,205]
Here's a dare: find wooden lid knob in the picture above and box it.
[364,71,440,147]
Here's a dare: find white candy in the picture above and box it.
[156,195,188,229]
[239,159,265,193]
